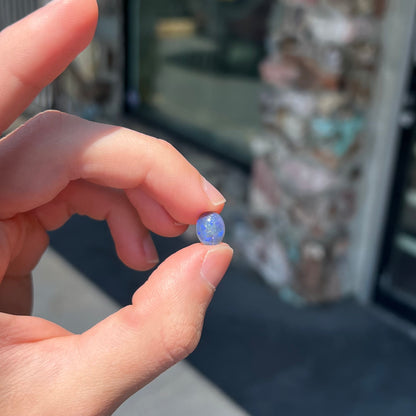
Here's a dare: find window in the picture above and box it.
[126,0,272,164]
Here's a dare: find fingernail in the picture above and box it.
[200,245,233,289]
[202,177,226,207]
[143,234,159,264]
[174,222,188,227]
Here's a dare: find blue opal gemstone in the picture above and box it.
[196,212,225,245]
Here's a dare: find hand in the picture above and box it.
[0,1,233,415]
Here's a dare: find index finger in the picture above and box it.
[0,111,226,225]
[0,0,98,133]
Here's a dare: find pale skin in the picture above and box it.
[0,1,233,415]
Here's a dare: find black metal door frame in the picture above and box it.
[374,63,416,324]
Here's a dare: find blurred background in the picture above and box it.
[2,0,416,415]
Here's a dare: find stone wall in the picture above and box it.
[239,0,389,304]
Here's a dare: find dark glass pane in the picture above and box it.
[127,0,272,163]
[377,67,416,314]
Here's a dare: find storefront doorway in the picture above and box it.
[375,62,416,324]
[125,0,273,165]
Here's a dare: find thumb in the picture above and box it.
[73,243,233,414]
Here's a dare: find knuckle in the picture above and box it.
[26,109,65,128]
[156,138,174,150]
[5,110,67,144]
[160,317,203,364]
[155,139,182,158]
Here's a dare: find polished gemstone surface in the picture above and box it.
[196,212,225,245]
